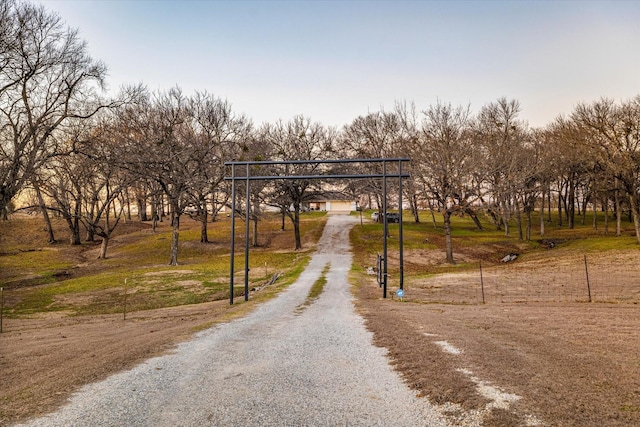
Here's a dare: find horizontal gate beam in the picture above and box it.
[225,158,409,166]
[225,173,409,181]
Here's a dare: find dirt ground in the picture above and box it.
[0,300,257,425]
[356,281,640,426]
[2,214,640,426]
[3,284,639,426]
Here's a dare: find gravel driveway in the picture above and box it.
[20,215,448,427]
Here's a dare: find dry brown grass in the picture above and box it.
[0,211,327,424]
[3,211,640,426]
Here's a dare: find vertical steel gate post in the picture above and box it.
[399,160,404,290]
[245,164,250,301]
[229,164,236,305]
[383,160,388,298]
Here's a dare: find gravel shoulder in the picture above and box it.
[15,215,449,427]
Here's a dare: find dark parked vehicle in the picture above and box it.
[385,213,400,223]
[371,212,400,223]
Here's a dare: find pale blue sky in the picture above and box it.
[39,0,640,129]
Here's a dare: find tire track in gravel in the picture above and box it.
[20,215,449,427]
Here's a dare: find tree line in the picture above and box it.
[2,1,639,264]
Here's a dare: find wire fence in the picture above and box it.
[409,253,640,304]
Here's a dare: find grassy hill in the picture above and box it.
[0,212,327,318]
[2,208,639,319]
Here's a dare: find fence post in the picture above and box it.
[584,255,592,303]
[1,287,4,333]
[377,253,383,288]
[479,261,486,304]
[123,278,128,320]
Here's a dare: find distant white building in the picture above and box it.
[305,192,357,213]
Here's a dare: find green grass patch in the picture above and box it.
[0,249,76,287]
[295,262,330,314]
[307,263,330,300]
[1,213,325,318]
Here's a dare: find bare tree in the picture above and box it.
[116,88,246,264]
[261,116,336,250]
[75,119,134,258]
[184,92,249,243]
[233,131,273,247]
[40,153,85,245]
[475,98,528,236]
[0,1,110,218]
[31,178,57,243]
[411,101,478,264]
[340,110,406,218]
[542,117,599,231]
[116,88,191,265]
[572,96,640,243]
[395,101,423,223]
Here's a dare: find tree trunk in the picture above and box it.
[428,200,437,228]
[293,205,302,250]
[410,194,420,223]
[126,193,132,221]
[252,217,258,247]
[98,236,109,259]
[281,209,286,231]
[539,185,545,237]
[443,209,455,264]
[169,211,180,265]
[200,209,209,243]
[85,226,95,242]
[68,217,81,245]
[486,206,501,230]
[465,208,483,230]
[137,198,148,221]
[71,193,83,245]
[526,208,532,241]
[515,197,523,240]
[604,193,609,235]
[35,183,56,243]
[501,197,510,237]
[615,185,622,236]
[0,193,12,220]
[629,192,640,245]
[159,197,166,222]
[581,193,588,226]
[592,194,598,230]
[557,189,563,227]
[568,177,575,229]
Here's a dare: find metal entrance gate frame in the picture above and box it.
[224,158,410,305]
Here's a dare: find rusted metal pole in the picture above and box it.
[123,279,128,321]
[584,254,592,303]
[480,261,486,304]
[1,287,4,333]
